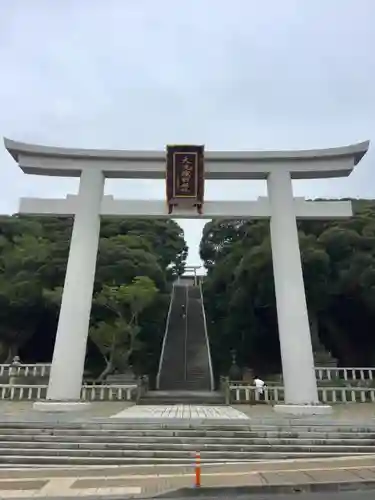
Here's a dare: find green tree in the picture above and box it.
[0,215,187,375]
[200,200,375,377]
[0,232,52,361]
[90,276,158,380]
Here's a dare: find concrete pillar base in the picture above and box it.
[33,401,91,412]
[274,404,333,416]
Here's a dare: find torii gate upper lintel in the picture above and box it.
[4,138,370,415]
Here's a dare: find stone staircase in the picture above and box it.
[157,284,187,391]
[185,286,213,391]
[105,373,136,385]
[145,282,218,404]
[0,420,375,466]
[139,390,224,405]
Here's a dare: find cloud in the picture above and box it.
[0,0,374,265]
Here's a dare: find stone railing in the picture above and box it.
[1,364,374,382]
[0,384,137,401]
[229,383,375,404]
[0,364,51,378]
[2,380,375,404]
[315,367,375,381]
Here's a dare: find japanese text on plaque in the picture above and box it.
[175,153,196,196]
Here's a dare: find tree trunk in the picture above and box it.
[97,360,114,382]
[96,332,117,382]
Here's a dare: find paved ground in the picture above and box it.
[0,492,373,500]
[162,494,375,500]
[111,405,249,420]
[0,401,134,421]
[0,401,375,422]
[232,403,375,422]
[0,456,375,497]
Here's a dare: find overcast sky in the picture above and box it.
[0,0,374,266]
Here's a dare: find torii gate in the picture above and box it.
[180,266,202,286]
[4,138,369,414]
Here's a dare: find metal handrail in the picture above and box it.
[156,284,175,389]
[184,284,188,382]
[199,281,215,391]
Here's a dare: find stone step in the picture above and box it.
[3,421,375,431]
[1,423,375,432]
[2,420,375,429]
[0,452,351,466]
[138,398,225,405]
[1,428,375,439]
[0,435,375,446]
[2,440,375,450]
[0,447,371,458]
[155,384,214,393]
[0,431,373,445]
[1,414,375,467]
[0,424,255,432]
[1,429,375,439]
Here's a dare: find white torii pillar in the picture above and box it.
[46,170,104,407]
[4,138,369,413]
[268,171,319,413]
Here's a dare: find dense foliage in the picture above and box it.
[0,215,187,381]
[200,200,375,379]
